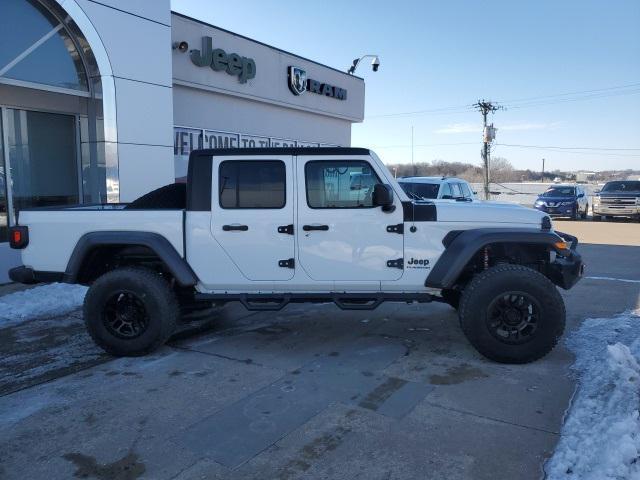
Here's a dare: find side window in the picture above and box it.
[440,183,452,198]
[305,160,381,208]
[460,183,472,199]
[219,160,286,209]
[450,183,462,198]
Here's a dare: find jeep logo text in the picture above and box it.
[407,258,430,268]
[191,36,256,84]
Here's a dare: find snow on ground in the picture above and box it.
[546,310,640,480]
[0,283,88,326]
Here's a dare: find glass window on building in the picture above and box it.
[6,109,80,211]
[0,0,88,92]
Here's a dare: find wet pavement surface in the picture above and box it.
[1,241,639,480]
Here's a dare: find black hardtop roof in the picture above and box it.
[192,147,371,157]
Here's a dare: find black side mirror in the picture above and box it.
[577,193,584,198]
[372,184,395,212]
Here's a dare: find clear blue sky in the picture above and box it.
[171,0,640,171]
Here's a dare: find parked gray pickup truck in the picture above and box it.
[592,180,640,221]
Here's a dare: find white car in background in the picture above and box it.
[397,176,476,202]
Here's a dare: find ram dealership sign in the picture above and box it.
[190,36,256,83]
[288,66,347,100]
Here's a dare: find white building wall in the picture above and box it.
[74,0,175,202]
[173,85,352,146]
[170,13,364,172]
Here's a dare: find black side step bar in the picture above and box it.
[194,292,435,311]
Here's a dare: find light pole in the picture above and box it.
[347,55,381,74]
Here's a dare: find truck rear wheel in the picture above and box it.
[458,264,565,364]
[83,267,179,356]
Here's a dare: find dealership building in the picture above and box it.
[0,0,366,281]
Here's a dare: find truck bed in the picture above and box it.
[18,207,185,273]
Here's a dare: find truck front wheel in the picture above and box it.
[83,267,179,356]
[458,264,565,364]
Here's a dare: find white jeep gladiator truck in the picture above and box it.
[8,148,583,363]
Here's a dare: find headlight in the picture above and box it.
[535,200,544,206]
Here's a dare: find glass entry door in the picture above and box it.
[6,108,79,214]
[0,114,7,242]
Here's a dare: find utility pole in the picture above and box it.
[411,126,416,175]
[473,100,502,200]
[541,158,545,183]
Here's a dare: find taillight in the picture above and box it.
[9,226,29,249]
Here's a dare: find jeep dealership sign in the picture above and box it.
[190,36,256,83]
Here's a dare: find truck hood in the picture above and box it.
[597,192,640,198]
[432,200,547,225]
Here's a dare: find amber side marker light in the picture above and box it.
[9,226,29,249]
[554,240,569,252]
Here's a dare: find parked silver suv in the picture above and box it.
[398,176,475,201]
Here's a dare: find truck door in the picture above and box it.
[210,156,295,281]
[296,155,404,283]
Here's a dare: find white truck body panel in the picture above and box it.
[19,209,184,273]
[15,150,550,294]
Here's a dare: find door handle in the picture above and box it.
[302,224,329,231]
[222,224,248,231]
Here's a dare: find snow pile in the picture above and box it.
[546,310,640,480]
[0,283,87,326]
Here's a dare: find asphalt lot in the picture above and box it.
[1,221,639,480]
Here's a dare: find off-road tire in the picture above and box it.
[458,264,565,364]
[83,267,179,356]
[440,289,461,310]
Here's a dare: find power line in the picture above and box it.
[496,143,640,151]
[373,141,479,149]
[503,89,640,110]
[495,144,640,157]
[367,105,474,119]
[363,81,640,119]
[371,142,640,152]
[498,81,640,104]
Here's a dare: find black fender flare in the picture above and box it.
[63,231,198,287]
[425,228,565,289]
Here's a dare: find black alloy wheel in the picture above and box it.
[486,292,540,344]
[102,291,150,339]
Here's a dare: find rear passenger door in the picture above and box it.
[211,156,295,281]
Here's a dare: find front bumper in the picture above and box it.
[534,204,576,217]
[547,231,584,289]
[592,205,640,217]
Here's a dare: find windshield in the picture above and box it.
[601,181,640,192]
[399,182,440,199]
[541,187,575,197]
